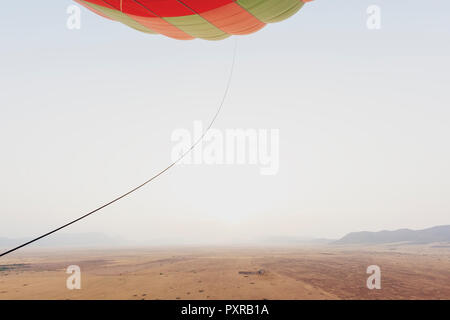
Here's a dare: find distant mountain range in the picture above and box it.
[2,226,449,248]
[259,236,335,245]
[335,225,450,245]
[0,233,126,248]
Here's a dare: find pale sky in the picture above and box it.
[0,1,449,246]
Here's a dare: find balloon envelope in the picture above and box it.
[76,0,312,40]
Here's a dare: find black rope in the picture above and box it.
[0,40,238,258]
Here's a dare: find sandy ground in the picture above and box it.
[0,245,449,300]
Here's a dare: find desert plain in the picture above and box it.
[0,245,449,300]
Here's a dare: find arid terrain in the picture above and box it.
[0,245,449,300]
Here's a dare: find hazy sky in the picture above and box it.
[1,1,449,245]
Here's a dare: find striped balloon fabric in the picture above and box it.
[75,0,312,40]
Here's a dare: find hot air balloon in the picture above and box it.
[1,0,314,258]
[75,0,312,40]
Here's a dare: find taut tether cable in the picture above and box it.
[0,40,238,258]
